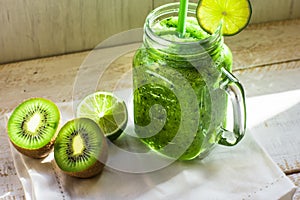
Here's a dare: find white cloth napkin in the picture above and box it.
[6,91,296,200]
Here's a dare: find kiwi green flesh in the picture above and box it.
[54,118,108,176]
[7,98,60,151]
[63,151,107,178]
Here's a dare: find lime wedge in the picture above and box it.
[76,91,128,141]
[196,0,252,36]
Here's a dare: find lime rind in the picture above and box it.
[196,0,252,36]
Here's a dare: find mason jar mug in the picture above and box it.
[132,2,246,160]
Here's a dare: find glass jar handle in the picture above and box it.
[218,68,246,146]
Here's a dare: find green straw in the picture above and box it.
[177,0,189,38]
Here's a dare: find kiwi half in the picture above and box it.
[7,98,60,158]
[54,118,108,178]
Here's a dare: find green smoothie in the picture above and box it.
[133,15,232,160]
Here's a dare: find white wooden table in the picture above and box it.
[0,19,299,199]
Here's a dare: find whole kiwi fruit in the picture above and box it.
[7,98,60,158]
[54,118,108,178]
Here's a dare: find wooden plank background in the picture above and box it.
[0,0,300,64]
[0,0,152,64]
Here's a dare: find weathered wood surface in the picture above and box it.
[0,0,152,64]
[225,19,300,70]
[0,19,300,199]
[1,0,300,64]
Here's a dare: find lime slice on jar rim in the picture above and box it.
[76,91,128,141]
[196,0,252,36]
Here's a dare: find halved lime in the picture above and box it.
[76,91,128,141]
[196,0,252,36]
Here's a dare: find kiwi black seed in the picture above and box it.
[54,118,108,178]
[7,98,60,158]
